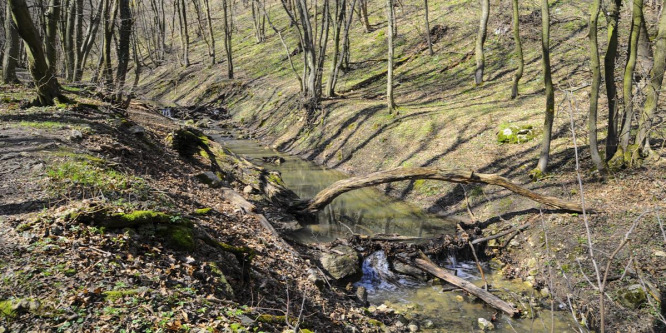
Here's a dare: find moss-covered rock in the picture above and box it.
[497,124,537,144]
[194,207,212,215]
[171,128,209,158]
[208,262,235,296]
[103,289,143,302]
[618,284,647,309]
[156,224,196,250]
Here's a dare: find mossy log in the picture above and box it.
[290,167,585,215]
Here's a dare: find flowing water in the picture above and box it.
[209,129,579,332]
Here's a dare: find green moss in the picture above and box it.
[172,129,209,158]
[108,210,173,228]
[0,300,16,318]
[194,207,212,215]
[266,172,286,186]
[157,224,196,251]
[208,262,234,296]
[368,319,383,327]
[103,289,140,302]
[497,123,537,144]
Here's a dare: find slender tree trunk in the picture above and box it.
[73,0,83,81]
[2,0,20,84]
[178,0,189,67]
[328,0,357,96]
[386,0,396,112]
[77,0,103,81]
[326,0,346,97]
[618,0,643,153]
[8,0,64,105]
[115,0,132,101]
[64,0,76,81]
[359,0,370,32]
[510,0,523,99]
[204,0,216,64]
[44,0,60,72]
[424,0,432,55]
[535,0,554,175]
[588,0,605,172]
[635,4,666,156]
[474,0,489,85]
[604,0,621,161]
[102,0,118,92]
[222,0,233,78]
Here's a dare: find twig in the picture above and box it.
[471,222,530,245]
[467,241,488,290]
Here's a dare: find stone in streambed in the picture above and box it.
[319,245,360,281]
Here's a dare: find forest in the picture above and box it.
[0,0,665,331]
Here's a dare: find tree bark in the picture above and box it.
[386,0,396,112]
[73,0,84,81]
[115,0,132,101]
[327,0,357,96]
[618,0,644,153]
[76,0,103,81]
[358,0,371,33]
[223,0,233,78]
[291,167,585,214]
[474,0,489,85]
[635,4,666,156]
[510,0,523,99]
[424,0,433,56]
[44,0,60,72]
[8,0,64,105]
[101,0,118,92]
[326,0,346,97]
[203,0,216,64]
[588,0,605,172]
[603,0,621,161]
[535,0,555,175]
[2,0,20,84]
[64,0,76,81]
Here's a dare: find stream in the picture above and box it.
[207,127,578,332]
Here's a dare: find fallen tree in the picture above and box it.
[289,167,585,215]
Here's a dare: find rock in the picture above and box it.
[618,284,647,309]
[195,172,222,188]
[356,286,368,305]
[50,226,63,236]
[408,322,419,332]
[497,124,536,144]
[68,129,83,141]
[477,318,495,331]
[376,304,394,314]
[422,320,434,329]
[243,185,254,195]
[262,156,286,165]
[306,269,325,290]
[654,250,666,258]
[392,261,426,279]
[128,125,145,135]
[319,245,360,281]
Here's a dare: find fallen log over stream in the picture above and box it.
[289,167,585,215]
[398,254,520,317]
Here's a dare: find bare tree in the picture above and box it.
[386,0,396,112]
[223,0,233,78]
[474,0,489,85]
[8,0,65,105]
[2,0,20,84]
[424,0,432,55]
[115,0,133,100]
[534,0,554,176]
[510,0,522,99]
[603,0,621,160]
[587,0,605,172]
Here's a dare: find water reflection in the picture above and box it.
[212,132,457,243]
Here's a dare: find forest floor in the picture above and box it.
[131,0,666,330]
[0,85,398,332]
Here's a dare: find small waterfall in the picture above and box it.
[161,108,173,118]
[355,251,419,292]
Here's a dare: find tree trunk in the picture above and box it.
[204,0,216,64]
[76,0,103,81]
[358,0,370,32]
[328,0,357,96]
[424,0,432,55]
[44,0,60,72]
[178,0,189,67]
[510,0,523,99]
[603,0,621,161]
[474,0,489,85]
[326,0,346,97]
[2,0,20,84]
[223,0,233,78]
[618,0,643,153]
[535,0,554,175]
[115,0,132,101]
[588,0,605,172]
[101,0,118,92]
[8,0,64,106]
[291,167,585,214]
[387,0,396,112]
[73,0,84,81]
[64,0,76,81]
[635,4,666,156]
